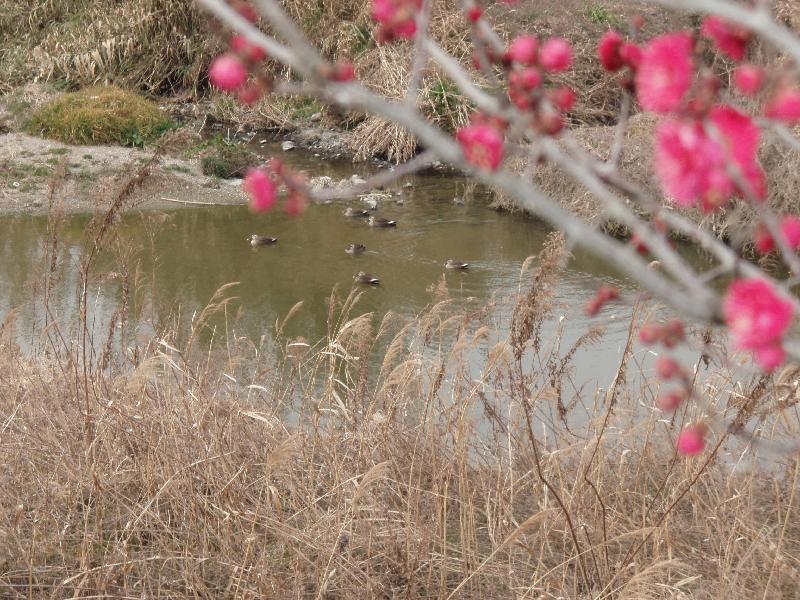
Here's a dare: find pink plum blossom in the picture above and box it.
[209,54,248,91]
[598,31,624,72]
[539,38,572,72]
[506,35,539,66]
[456,124,504,171]
[244,168,277,212]
[654,105,765,208]
[701,16,750,61]
[765,86,800,125]
[372,0,422,42]
[677,424,707,456]
[635,32,694,114]
[723,278,794,361]
[754,215,800,254]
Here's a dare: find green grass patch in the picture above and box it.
[167,163,192,174]
[0,160,53,183]
[586,5,623,28]
[47,147,69,155]
[25,86,174,147]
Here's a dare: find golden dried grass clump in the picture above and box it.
[25,85,172,146]
[0,0,216,94]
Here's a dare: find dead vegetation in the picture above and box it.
[1,166,799,598]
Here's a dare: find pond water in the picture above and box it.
[0,143,705,396]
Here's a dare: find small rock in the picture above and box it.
[309,176,335,191]
[361,195,379,210]
[403,181,413,188]
[350,174,367,186]
[281,140,296,151]
[310,112,323,122]
[453,197,465,205]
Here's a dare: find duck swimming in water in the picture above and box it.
[445,259,469,270]
[248,234,278,246]
[354,271,380,285]
[368,216,397,227]
[344,207,371,218]
[345,243,366,255]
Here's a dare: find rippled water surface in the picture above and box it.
[0,144,706,394]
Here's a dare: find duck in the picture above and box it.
[445,259,469,270]
[248,234,278,246]
[344,207,371,218]
[368,216,397,227]
[345,243,366,255]
[354,271,380,285]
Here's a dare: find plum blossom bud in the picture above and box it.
[677,423,707,456]
[655,356,682,380]
[229,35,267,62]
[330,61,356,82]
[753,215,800,254]
[662,319,685,348]
[584,286,619,316]
[533,106,565,136]
[505,35,539,66]
[509,68,542,91]
[548,86,577,113]
[244,168,277,212]
[466,6,482,23]
[284,191,308,216]
[209,54,248,91]
[233,1,259,23]
[237,82,263,106]
[733,64,764,96]
[639,323,662,345]
[598,31,624,72]
[539,37,572,72]
[656,389,686,412]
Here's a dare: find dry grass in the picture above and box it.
[1,171,800,597]
[25,85,173,146]
[0,0,216,94]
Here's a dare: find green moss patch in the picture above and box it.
[25,86,174,147]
